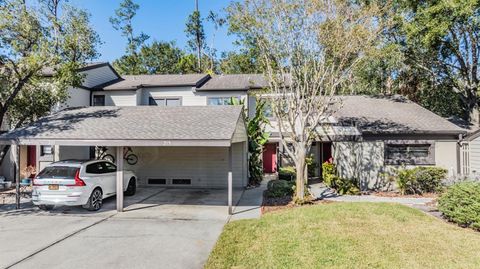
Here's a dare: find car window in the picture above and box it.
[86,163,105,174]
[36,167,78,179]
[103,162,117,173]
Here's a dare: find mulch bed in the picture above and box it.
[261,190,333,214]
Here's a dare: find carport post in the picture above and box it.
[228,146,233,215]
[116,146,124,212]
[13,144,20,209]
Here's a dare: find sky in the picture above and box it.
[68,0,237,62]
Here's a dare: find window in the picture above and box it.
[93,95,105,106]
[103,162,116,173]
[263,101,273,118]
[385,143,434,165]
[207,97,240,106]
[86,162,105,174]
[41,145,53,156]
[149,97,181,106]
[36,167,78,179]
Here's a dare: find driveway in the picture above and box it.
[0,187,244,269]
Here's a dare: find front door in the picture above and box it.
[319,142,333,177]
[27,145,37,178]
[263,143,277,173]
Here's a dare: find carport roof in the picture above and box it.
[0,106,246,147]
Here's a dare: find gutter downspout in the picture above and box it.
[457,133,465,177]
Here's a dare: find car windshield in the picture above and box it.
[36,166,78,179]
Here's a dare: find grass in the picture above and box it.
[206,203,480,269]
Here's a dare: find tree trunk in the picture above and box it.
[295,147,307,203]
[0,145,11,166]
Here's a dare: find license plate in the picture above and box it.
[48,184,59,190]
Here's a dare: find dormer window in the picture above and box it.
[93,95,105,106]
[207,97,240,106]
[149,97,181,106]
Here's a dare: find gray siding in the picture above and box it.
[469,138,480,174]
[334,141,387,191]
[141,87,249,107]
[334,139,460,191]
[91,91,137,106]
[63,87,91,108]
[59,146,90,160]
[69,145,247,188]
[82,66,118,88]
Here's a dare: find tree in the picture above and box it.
[354,0,479,123]
[113,41,185,75]
[400,0,480,123]
[110,0,149,74]
[219,49,263,74]
[185,4,205,72]
[228,97,270,185]
[229,0,382,202]
[0,0,100,163]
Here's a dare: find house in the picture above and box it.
[459,130,480,178]
[0,62,468,205]
[260,95,466,190]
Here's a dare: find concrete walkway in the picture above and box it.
[230,180,268,221]
[310,183,434,206]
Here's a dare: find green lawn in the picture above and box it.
[206,203,480,269]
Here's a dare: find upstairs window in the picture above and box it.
[92,95,105,106]
[385,143,434,165]
[149,97,181,106]
[207,97,240,106]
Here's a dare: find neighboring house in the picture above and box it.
[260,95,467,190]
[459,130,480,179]
[0,62,469,192]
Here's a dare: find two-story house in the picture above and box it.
[1,62,468,193]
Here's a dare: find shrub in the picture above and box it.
[396,167,447,195]
[266,180,294,198]
[322,162,360,195]
[322,162,336,187]
[278,166,296,181]
[438,182,480,230]
[335,177,361,195]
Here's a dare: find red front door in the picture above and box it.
[263,143,277,173]
[27,146,36,178]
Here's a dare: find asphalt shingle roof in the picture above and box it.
[96,74,210,90]
[41,62,111,77]
[197,74,268,91]
[334,95,466,134]
[0,106,243,142]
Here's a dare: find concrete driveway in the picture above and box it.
[0,187,245,269]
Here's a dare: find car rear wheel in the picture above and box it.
[84,188,103,211]
[125,178,136,196]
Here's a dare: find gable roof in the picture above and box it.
[0,106,245,147]
[94,74,210,90]
[41,62,119,77]
[197,74,268,91]
[334,95,466,135]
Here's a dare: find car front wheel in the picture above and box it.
[125,178,136,196]
[38,205,54,211]
[84,188,103,211]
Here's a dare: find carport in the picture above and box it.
[0,106,248,214]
